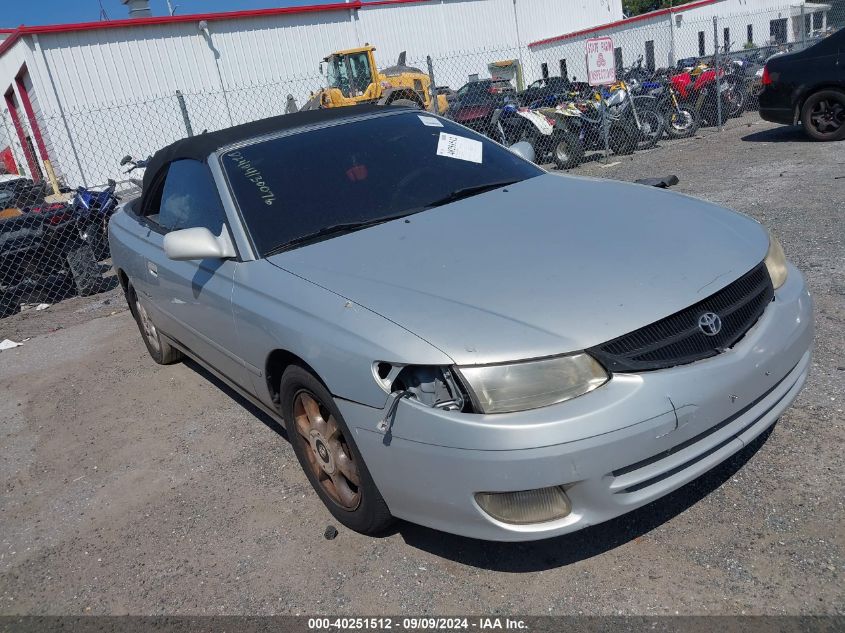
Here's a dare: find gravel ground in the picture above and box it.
[0,113,843,616]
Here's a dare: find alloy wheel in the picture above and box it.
[555,142,570,164]
[810,99,844,135]
[134,296,160,353]
[670,111,693,132]
[293,391,361,510]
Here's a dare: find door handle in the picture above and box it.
[147,261,158,277]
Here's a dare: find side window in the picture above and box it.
[152,159,226,234]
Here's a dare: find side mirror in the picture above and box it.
[163,226,236,261]
[509,141,536,164]
[120,155,133,166]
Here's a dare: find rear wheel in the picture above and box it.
[127,284,182,365]
[800,89,845,142]
[280,365,394,535]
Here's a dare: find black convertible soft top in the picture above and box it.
[140,104,391,208]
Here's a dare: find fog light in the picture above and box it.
[475,486,572,525]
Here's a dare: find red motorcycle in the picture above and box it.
[670,62,745,126]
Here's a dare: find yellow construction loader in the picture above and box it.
[301,45,448,113]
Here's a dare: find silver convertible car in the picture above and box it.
[109,105,813,541]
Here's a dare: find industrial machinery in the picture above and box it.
[302,45,448,113]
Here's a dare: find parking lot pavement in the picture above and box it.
[0,114,842,616]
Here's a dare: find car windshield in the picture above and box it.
[221,111,542,256]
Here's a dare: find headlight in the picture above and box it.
[764,229,788,290]
[456,353,609,414]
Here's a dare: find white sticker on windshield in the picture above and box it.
[436,132,483,164]
[418,115,443,127]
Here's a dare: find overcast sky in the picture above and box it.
[3,0,325,27]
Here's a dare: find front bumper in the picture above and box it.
[340,264,813,541]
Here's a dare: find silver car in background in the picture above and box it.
[109,105,812,541]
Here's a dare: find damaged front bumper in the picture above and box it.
[339,264,813,541]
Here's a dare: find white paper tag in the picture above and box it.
[436,132,483,164]
[418,115,443,127]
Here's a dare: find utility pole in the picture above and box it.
[667,0,676,67]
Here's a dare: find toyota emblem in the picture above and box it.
[698,312,722,336]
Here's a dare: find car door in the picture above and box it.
[136,159,252,392]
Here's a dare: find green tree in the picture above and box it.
[623,0,700,16]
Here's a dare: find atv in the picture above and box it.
[0,202,103,317]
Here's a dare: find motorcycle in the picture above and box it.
[622,59,700,139]
[544,78,661,162]
[670,60,745,126]
[603,78,664,149]
[72,179,119,260]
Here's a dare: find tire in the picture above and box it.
[699,94,729,127]
[800,89,845,142]
[635,107,664,149]
[280,365,394,535]
[127,284,182,365]
[389,98,420,109]
[81,220,110,261]
[725,83,746,118]
[66,244,102,296]
[550,129,584,169]
[665,107,700,139]
[609,125,637,155]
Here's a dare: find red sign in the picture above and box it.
[586,37,616,86]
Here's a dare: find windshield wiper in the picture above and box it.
[424,180,520,209]
[264,213,412,256]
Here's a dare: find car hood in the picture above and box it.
[268,174,769,366]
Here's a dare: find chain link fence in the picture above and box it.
[1,2,842,318]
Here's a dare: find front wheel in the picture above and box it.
[665,106,700,138]
[550,129,584,169]
[81,220,110,261]
[800,89,845,142]
[280,365,394,535]
[634,107,663,149]
[127,284,182,365]
[66,244,102,296]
